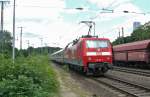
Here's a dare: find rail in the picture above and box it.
[113,66,150,77]
[94,75,150,97]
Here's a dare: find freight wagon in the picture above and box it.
[113,39,150,67]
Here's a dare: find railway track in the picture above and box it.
[94,75,150,97]
[113,66,150,77]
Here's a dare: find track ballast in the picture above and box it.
[94,75,150,97]
[113,66,150,77]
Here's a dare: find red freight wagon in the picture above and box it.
[113,39,150,66]
[113,52,127,61]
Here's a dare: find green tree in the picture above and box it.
[113,21,150,45]
[132,25,150,41]
[0,30,12,57]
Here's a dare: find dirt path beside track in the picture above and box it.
[52,63,92,97]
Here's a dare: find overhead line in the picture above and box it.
[6,4,84,9]
[5,4,150,15]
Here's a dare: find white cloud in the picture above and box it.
[88,0,115,8]
[3,0,150,49]
[103,13,150,42]
[88,0,131,8]
[4,0,67,49]
[4,0,65,26]
[91,2,142,22]
[44,21,89,48]
[114,3,141,12]
[87,0,149,42]
[17,0,65,8]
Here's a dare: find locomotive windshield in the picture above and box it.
[86,40,108,48]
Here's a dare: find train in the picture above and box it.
[51,35,113,76]
[113,39,150,68]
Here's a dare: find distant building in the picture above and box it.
[133,22,141,31]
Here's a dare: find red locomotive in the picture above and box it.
[113,39,150,68]
[51,35,113,75]
[51,21,113,76]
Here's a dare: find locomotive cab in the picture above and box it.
[83,38,113,75]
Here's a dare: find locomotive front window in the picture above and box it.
[86,40,108,48]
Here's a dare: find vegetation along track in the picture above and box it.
[93,75,150,97]
[113,66,150,77]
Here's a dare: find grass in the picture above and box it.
[0,54,60,97]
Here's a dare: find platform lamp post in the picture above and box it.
[12,0,16,63]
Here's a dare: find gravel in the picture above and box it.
[52,63,127,97]
[107,70,150,88]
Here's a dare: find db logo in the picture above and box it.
[97,49,101,51]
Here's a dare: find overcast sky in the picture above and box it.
[3,0,150,49]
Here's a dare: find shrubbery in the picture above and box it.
[0,55,59,97]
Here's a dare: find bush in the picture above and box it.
[0,55,59,97]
